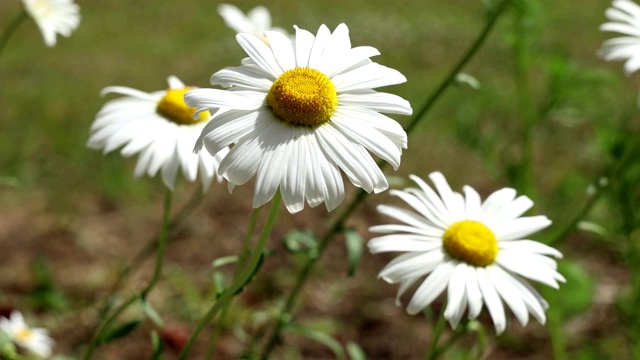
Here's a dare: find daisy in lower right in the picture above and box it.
[368,172,565,334]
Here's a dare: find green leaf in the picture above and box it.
[142,299,165,328]
[150,330,164,360]
[344,229,363,277]
[542,260,593,319]
[213,271,227,297]
[28,259,69,311]
[284,229,319,256]
[346,342,367,360]
[285,323,345,360]
[211,255,239,269]
[100,319,143,344]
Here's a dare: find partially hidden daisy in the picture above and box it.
[186,24,412,213]
[88,75,227,192]
[217,3,287,38]
[368,172,565,334]
[21,0,81,47]
[0,310,54,358]
[599,0,640,75]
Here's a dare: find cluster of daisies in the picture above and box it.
[84,0,565,337]
[14,0,640,355]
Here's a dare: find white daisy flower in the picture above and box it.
[88,75,227,192]
[599,0,640,75]
[0,310,54,358]
[217,3,287,39]
[186,24,412,213]
[21,0,80,47]
[368,172,565,334]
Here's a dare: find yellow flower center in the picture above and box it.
[442,220,498,267]
[156,88,210,125]
[267,67,337,127]
[16,328,32,341]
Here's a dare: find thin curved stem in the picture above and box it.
[0,11,28,62]
[111,188,204,293]
[179,196,282,359]
[206,207,263,359]
[141,190,173,298]
[259,1,511,357]
[548,132,640,246]
[424,306,447,360]
[513,0,537,198]
[83,190,174,360]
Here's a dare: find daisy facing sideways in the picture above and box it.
[21,0,81,47]
[217,3,287,38]
[186,23,412,213]
[598,0,640,75]
[0,310,54,358]
[88,75,227,192]
[368,172,565,334]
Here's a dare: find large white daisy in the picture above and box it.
[368,172,565,334]
[88,76,226,192]
[217,3,287,38]
[186,24,412,213]
[599,0,640,75]
[0,310,54,358]
[21,0,80,47]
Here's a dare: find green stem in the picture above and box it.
[546,307,567,360]
[424,307,447,360]
[206,207,263,360]
[83,190,174,360]
[512,0,538,198]
[141,190,173,298]
[431,322,468,359]
[404,0,511,136]
[259,1,511,357]
[115,188,204,291]
[547,133,640,246]
[84,187,204,349]
[0,11,28,62]
[179,196,282,359]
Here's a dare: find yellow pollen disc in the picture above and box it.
[442,220,498,267]
[267,67,337,127]
[16,328,32,341]
[156,88,210,125]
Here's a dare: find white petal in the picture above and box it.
[494,216,552,241]
[465,266,484,319]
[331,62,407,92]
[265,31,296,71]
[294,25,315,67]
[379,250,445,284]
[316,125,387,193]
[236,33,283,77]
[463,185,482,219]
[308,24,331,69]
[476,267,506,334]
[487,266,529,326]
[331,111,402,169]
[481,188,517,219]
[211,65,274,89]
[406,261,455,315]
[368,234,442,254]
[338,91,412,115]
[444,264,469,328]
[499,240,563,258]
[185,88,265,112]
[167,75,185,89]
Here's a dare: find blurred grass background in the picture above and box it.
[1,0,639,359]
